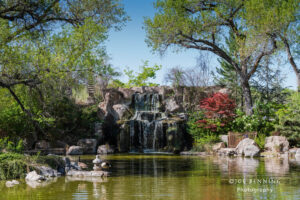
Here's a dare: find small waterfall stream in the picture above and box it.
[129,93,170,152]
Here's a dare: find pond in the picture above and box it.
[1,154,300,200]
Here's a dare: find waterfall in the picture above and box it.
[130,93,164,152]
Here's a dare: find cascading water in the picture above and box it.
[129,93,165,152]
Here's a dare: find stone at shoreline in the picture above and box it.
[66,170,109,177]
[180,151,207,156]
[78,162,88,169]
[26,171,46,182]
[97,144,115,154]
[264,136,289,153]
[67,146,83,155]
[235,138,260,157]
[6,180,19,187]
[77,139,97,154]
[218,148,237,156]
[35,166,60,177]
[212,142,225,152]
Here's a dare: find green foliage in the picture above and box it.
[187,111,223,149]
[192,134,221,152]
[0,0,128,142]
[33,155,64,170]
[254,134,266,149]
[0,152,64,180]
[0,137,24,153]
[275,92,300,146]
[232,101,283,135]
[111,61,162,88]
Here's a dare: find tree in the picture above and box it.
[112,61,162,88]
[243,0,299,91]
[0,0,128,137]
[145,0,280,115]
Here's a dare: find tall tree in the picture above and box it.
[244,0,299,91]
[145,0,281,115]
[0,0,128,136]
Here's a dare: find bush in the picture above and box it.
[188,93,236,144]
[231,101,283,135]
[254,134,266,149]
[192,134,221,152]
[0,152,64,180]
[0,153,28,180]
[0,137,24,153]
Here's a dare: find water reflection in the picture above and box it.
[264,157,290,175]
[213,157,259,174]
[0,155,300,200]
[26,177,58,188]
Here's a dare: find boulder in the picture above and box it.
[218,148,237,156]
[212,142,225,152]
[164,97,182,113]
[112,104,132,120]
[35,166,59,177]
[26,171,46,182]
[264,136,289,152]
[77,139,97,154]
[6,180,19,187]
[97,144,115,154]
[67,146,83,155]
[35,140,50,150]
[235,138,260,157]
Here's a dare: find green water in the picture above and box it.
[1,154,300,200]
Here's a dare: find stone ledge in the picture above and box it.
[66,170,109,177]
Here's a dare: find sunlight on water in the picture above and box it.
[1,154,300,200]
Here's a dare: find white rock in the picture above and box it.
[235,138,260,157]
[66,146,83,155]
[25,171,46,182]
[264,136,289,152]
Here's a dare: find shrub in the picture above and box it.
[254,134,266,149]
[231,101,283,135]
[0,137,24,153]
[0,153,28,180]
[193,92,235,136]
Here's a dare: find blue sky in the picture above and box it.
[105,0,297,89]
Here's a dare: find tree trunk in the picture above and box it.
[281,35,300,91]
[296,72,300,92]
[240,79,253,115]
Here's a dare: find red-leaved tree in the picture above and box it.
[196,92,236,132]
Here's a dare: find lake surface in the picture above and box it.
[1,154,300,200]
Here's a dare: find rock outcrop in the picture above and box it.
[26,171,46,182]
[212,142,225,152]
[235,138,260,157]
[264,136,289,153]
[77,139,98,154]
[97,144,115,154]
[66,146,83,155]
